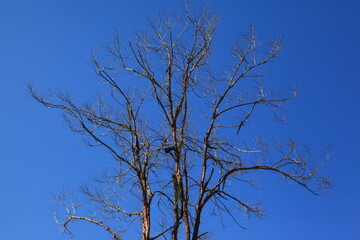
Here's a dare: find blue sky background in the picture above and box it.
[1,0,359,239]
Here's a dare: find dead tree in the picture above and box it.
[29,5,330,240]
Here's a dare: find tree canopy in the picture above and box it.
[29,5,330,240]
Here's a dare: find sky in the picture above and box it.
[1,0,360,239]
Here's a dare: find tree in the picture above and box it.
[29,5,330,240]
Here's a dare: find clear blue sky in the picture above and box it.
[1,0,359,239]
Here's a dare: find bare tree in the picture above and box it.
[29,5,330,240]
